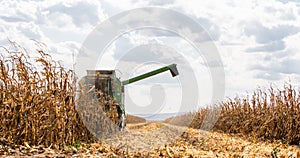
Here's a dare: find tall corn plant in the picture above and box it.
[168,84,300,145]
[213,84,300,144]
[0,46,94,148]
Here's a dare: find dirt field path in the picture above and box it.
[102,122,187,152]
[100,122,300,157]
[1,122,299,157]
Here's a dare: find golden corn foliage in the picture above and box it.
[0,48,91,148]
[0,47,121,148]
[75,89,121,139]
[167,84,300,145]
[125,114,146,124]
[215,85,300,145]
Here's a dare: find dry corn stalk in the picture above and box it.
[0,45,121,148]
[167,84,300,145]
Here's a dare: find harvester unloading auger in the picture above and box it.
[82,64,179,131]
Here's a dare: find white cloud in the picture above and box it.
[244,21,299,44]
[246,40,286,52]
[42,0,106,28]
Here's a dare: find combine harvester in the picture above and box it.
[83,64,179,131]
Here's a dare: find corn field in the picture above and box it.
[167,84,300,145]
[1,43,299,157]
[216,84,300,145]
[0,46,120,148]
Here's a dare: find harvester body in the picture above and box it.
[83,64,179,130]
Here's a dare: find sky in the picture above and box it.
[1,0,300,115]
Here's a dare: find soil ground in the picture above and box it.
[0,122,299,157]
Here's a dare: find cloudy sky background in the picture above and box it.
[1,0,300,115]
